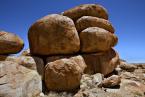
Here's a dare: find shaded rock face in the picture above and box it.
[28,14,80,56]
[76,16,114,33]
[0,55,44,79]
[0,31,24,54]
[62,4,108,22]
[45,56,87,91]
[82,49,119,75]
[80,27,118,53]
[0,61,42,97]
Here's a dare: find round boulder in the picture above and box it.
[80,27,118,53]
[76,16,115,33]
[45,56,86,91]
[28,14,80,55]
[0,31,24,54]
[62,4,108,22]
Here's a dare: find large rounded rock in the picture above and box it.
[62,4,108,22]
[82,49,119,75]
[80,27,118,53]
[28,14,80,55]
[0,61,42,97]
[45,56,87,91]
[76,16,114,33]
[0,31,24,54]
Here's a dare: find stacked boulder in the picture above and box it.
[28,4,119,91]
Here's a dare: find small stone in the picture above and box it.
[99,75,121,88]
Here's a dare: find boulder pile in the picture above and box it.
[0,4,123,97]
[27,4,119,91]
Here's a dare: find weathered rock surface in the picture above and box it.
[20,48,30,56]
[0,55,44,79]
[0,31,24,54]
[82,49,119,75]
[76,16,114,33]
[119,61,137,72]
[45,56,86,91]
[80,73,103,89]
[0,61,42,97]
[28,14,80,55]
[98,75,121,88]
[62,4,108,22]
[80,27,118,53]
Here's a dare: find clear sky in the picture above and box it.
[0,0,145,63]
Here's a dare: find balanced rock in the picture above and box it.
[63,4,108,21]
[0,61,42,97]
[45,56,87,91]
[82,49,119,75]
[0,31,24,54]
[0,55,44,79]
[28,14,80,55]
[80,27,118,53]
[76,16,114,33]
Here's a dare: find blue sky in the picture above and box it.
[0,0,145,63]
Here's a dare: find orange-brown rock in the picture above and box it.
[82,49,119,75]
[76,16,114,33]
[45,56,87,91]
[80,27,118,53]
[0,31,24,54]
[62,4,108,22]
[28,14,80,55]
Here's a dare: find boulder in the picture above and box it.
[62,4,108,22]
[0,61,42,97]
[0,55,44,79]
[76,16,114,33]
[98,75,121,88]
[0,31,24,54]
[45,56,87,91]
[82,49,119,75]
[80,27,118,53]
[80,73,103,89]
[119,61,137,72]
[28,14,80,55]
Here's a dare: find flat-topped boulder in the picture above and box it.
[62,4,108,21]
[0,31,24,54]
[28,14,80,55]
